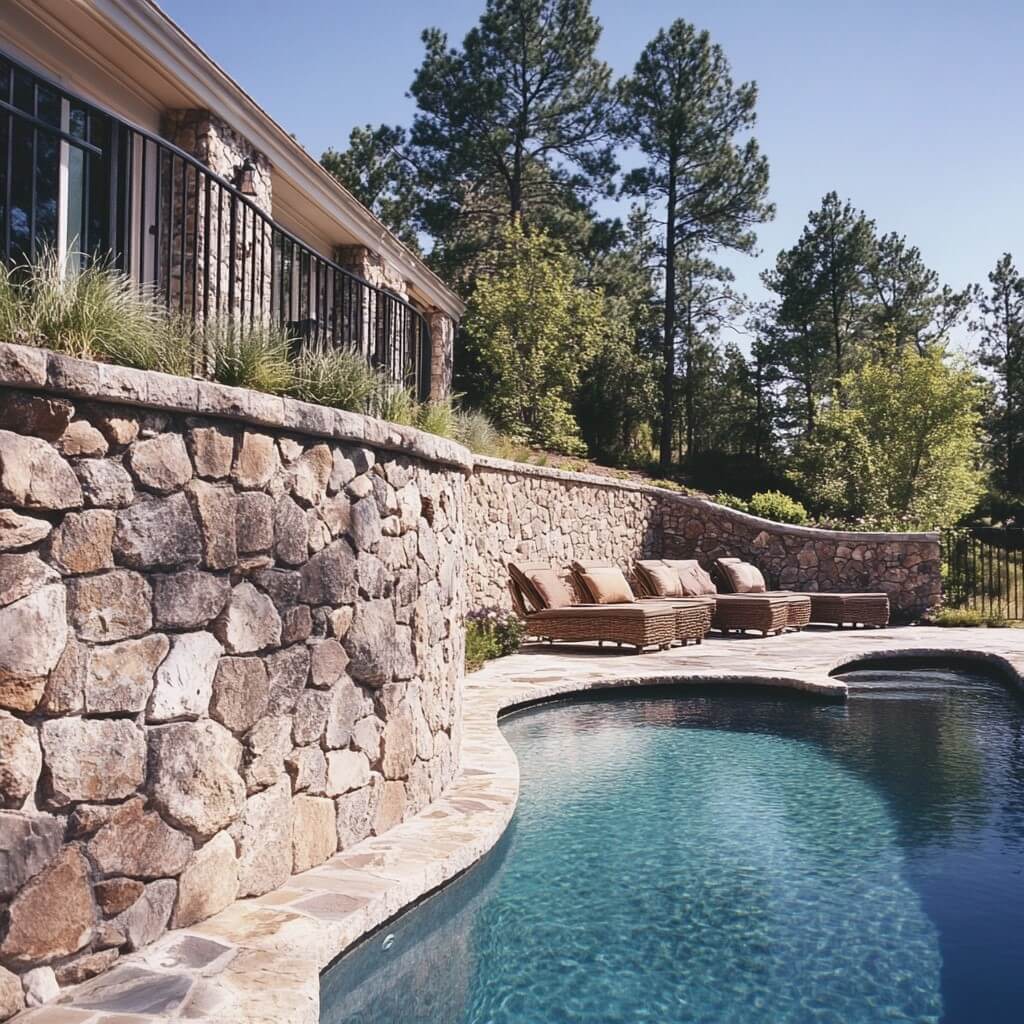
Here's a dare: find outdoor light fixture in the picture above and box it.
[235,157,257,195]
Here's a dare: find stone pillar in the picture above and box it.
[335,246,416,382]
[335,245,409,298]
[427,308,455,400]
[160,110,273,329]
[162,110,272,214]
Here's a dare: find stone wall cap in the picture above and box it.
[471,453,939,543]
[0,343,473,473]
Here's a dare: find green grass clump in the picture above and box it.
[4,249,194,375]
[454,407,502,454]
[207,318,295,394]
[417,398,458,439]
[289,343,379,410]
[371,378,418,425]
[929,607,1009,628]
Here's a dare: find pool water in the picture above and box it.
[320,668,1024,1023]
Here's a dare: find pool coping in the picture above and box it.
[24,627,1024,1024]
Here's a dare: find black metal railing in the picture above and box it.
[0,49,432,399]
[942,527,1024,620]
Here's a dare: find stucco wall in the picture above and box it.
[465,457,941,621]
[0,345,467,1011]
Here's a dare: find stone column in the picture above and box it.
[335,246,415,381]
[160,110,273,330]
[427,308,455,400]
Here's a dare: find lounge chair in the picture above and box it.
[507,561,678,653]
[635,558,802,637]
[714,557,890,628]
[569,559,713,645]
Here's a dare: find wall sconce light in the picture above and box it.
[235,157,257,196]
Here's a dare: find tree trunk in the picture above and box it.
[660,167,677,470]
[683,272,695,458]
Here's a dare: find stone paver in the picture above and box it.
[40,626,1024,1024]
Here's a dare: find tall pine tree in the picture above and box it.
[973,254,1024,495]
[619,20,772,469]
[408,0,616,282]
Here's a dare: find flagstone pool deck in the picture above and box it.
[21,625,1024,1024]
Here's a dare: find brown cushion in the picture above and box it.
[528,569,577,609]
[579,567,635,604]
[663,559,717,597]
[643,564,683,597]
[720,561,767,593]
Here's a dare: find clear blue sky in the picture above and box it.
[161,0,1022,347]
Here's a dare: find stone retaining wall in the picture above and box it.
[0,342,942,1018]
[0,345,467,1016]
[465,457,941,620]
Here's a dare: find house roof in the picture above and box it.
[5,0,464,319]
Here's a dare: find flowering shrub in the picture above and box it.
[465,609,524,671]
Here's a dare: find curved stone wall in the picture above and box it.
[465,457,940,620]
[0,345,467,1010]
[0,342,942,1016]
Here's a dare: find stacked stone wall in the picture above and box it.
[0,346,465,1014]
[0,342,942,1015]
[465,457,941,620]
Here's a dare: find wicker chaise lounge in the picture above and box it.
[570,559,713,645]
[508,561,678,653]
[714,557,890,628]
[635,559,800,637]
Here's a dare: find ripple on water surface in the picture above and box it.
[322,672,1024,1024]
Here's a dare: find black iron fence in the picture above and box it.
[942,527,1024,620]
[0,50,432,399]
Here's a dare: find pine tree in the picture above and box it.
[866,231,974,355]
[408,0,616,281]
[972,254,1024,494]
[618,20,773,469]
[320,125,420,249]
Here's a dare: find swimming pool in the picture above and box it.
[320,667,1024,1023]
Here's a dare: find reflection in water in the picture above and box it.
[321,670,1024,1024]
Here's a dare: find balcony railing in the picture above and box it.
[0,49,432,399]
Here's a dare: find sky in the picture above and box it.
[160,0,1024,350]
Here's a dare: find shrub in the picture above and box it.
[465,609,523,671]
[748,490,809,525]
[208,319,295,394]
[713,492,749,513]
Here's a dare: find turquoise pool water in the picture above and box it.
[320,668,1024,1023]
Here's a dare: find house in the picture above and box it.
[1,0,463,400]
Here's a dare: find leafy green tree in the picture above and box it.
[619,19,773,469]
[459,222,605,453]
[972,253,1024,494]
[320,125,420,249]
[788,349,985,528]
[408,0,616,281]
